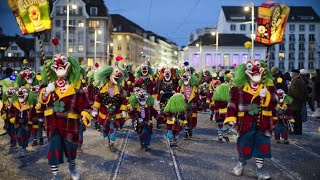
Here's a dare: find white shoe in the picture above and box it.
[231,161,245,176]
[70,169,80,180]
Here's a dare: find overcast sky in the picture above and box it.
[1,0,320,47]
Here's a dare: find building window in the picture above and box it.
[289,24,295,31]
[230,24,236,31]
[78,7,83,16]
[289,62,294,70]
[79,45,84,52]
[127,46,130,50]
[223,54,230,66]
[279,52,285,60]
[279,43,285,51]
[309,42,315,51]
[309,34,315,41]
[55,20,60,27]
[78,20,84,27]
[56,32,61,40]
[215,54,221,66]
[88,58,94,67]
[289,43,295,51]
[56,7,61,15]
[269,61,275,68]
[89,20,99,28]
[13,53,21,57]
[298,61,304,69]
[299,24,305,31]
[309,52,314,60]
[289,53,294,60]
[193,54,200,67]
[233,54,239,66]
[309,24,315,31]
[308,62,314,69]
[205,54,212,66]
[299,34,305,41]
[254,54,261,60]
[270,53,275,60]
[242,54,248,63]
[68,47,74,53]
[118,45,122,51]
[289,34,295,41]
[299,43,305,50]
[240,24,246,31]
[279,62,284,70]
[11,46,17,50]
[90,7,98,16]
[299,52,304,60]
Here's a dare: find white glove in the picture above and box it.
[228,122,235,126]
[45,83,55,94]
[260,88,267,98]
[124,119,133,127]
[160,90,164,94]
[122,111,127,118]
[91,109,98,118]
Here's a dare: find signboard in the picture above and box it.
[7,0,52,35]
[256,2,290,45]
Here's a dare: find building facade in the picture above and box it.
[217,6,320,72]
[36,0,112,68]
[0,34,35,74]
[110,14,179,68]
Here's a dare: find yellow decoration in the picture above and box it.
[127,81,132,85]
[318,127,320,133]
[81,79,86,83]
[36,75,42,81]
[23,59,28,64]
[277,77,283,83]
[244,41,252,49]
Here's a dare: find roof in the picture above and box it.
[110,14,145,36]
[0,35,34,52]
[188,33,264,47]
[83,0,109,17]
[222,6,320,22]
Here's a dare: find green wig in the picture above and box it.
[284,94,293,105]
[87,71,95,85]
[28,91,38,106]
[94,66,113,87]
[15,71,40,87]
[213,84,230,102]
[41,57,81,85]
[129,92,155,108]
[164,93,186,113]
[199,70,212,79]
[178,74,199,86]
[135,65,154,78]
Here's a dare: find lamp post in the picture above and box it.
[66,0,77,57]
[94,28,102,66]
[244,2,255,59]
[211,31,219,71]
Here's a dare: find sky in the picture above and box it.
[1,0,320,47]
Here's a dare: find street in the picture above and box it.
[0,110,319,180]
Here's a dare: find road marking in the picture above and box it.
[109,128,130,180]
[290,141,320,159]
[164,133,182,180]
[271,157,301,180]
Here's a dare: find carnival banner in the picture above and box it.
[256,2,290,45]
[7,0,52,35]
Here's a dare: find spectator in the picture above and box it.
[288,69,307,135]
[311,69,320,118]
[300,69,314,122]
[0,68,15,94]
[271,66,288,93]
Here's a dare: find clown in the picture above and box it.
[7,86,37,157]
[86,70,100,130]
[135,63,155,95]
[207,78,221,121]
[129,88,158,151]
[39,54,92,180]
[179,72,199,139]
[213,84,231,143]
[198,81,210,111]
[157,67,178,100]
[91,65,127,152]
[122,63,135,96]
[16,68,43,146]
[273,89,295,144]
[224,59,278,179]
[199,69,212,84]
[162,93,186,148]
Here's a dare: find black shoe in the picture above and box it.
[210,115,213,121]
[188,130,193,137]
[109,144,117,152]
[284,139,289,144]
[78,146,83,153]
[218,138,224,143]
[31,140,38,146]
[183,132,189,140]
[145,146,150,152]
[39,138,44,145]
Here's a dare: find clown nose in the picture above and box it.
[56,59,63,65]
[140,94,145,98]
[252,65,259,72]
[18,91,23,95]
[117,72,122,78]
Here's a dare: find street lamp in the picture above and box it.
[66,0,77,57]
[94,29,102,66]
[244,2,255,59]
[212,30,219,71]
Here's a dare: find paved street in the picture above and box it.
[0,111,320,180]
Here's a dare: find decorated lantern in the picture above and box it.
[256,2,290,45]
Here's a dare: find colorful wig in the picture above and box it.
[164,93,186,113]
[213,84,230,102]
[94,66,113,87]
[15,71,40,87]
[135,64,154,78]
[129,92,155,108]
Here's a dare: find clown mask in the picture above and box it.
[203,69,208,77]
[51,54,70,78]
[124,63,132,73]
[6,87,16,98]
[110,67,123,85]
[182,72,191,86]
[30,85,41,93]
[277,89,285,103]
[164,68,172,81]
[136,90,148,106]
[16,86,29,103]
[245,60,266,84]
[20,69,34,85]
[141,64,149,76]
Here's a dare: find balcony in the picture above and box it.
[299,38,305,42]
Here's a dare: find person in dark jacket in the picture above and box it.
[288,69,307,135]
[271,66,288,93]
